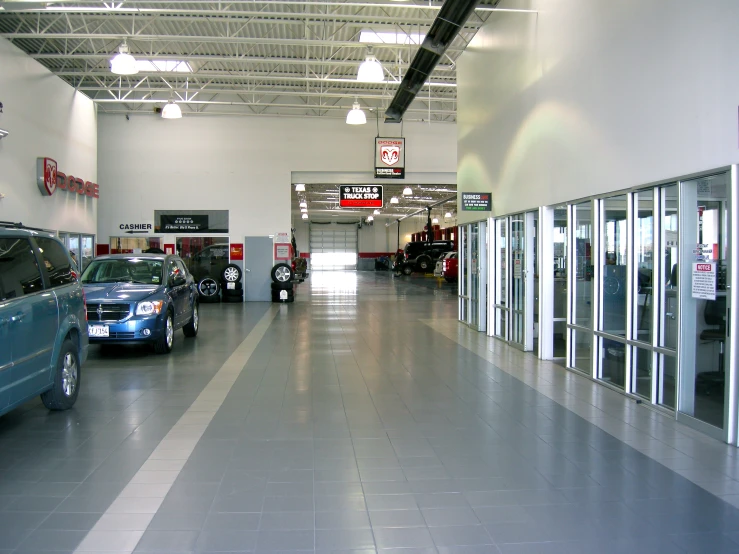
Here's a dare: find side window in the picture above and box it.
[175,260,188,275]
[167,260,179,280]
[0,238,44,300]
[34,237,76,287]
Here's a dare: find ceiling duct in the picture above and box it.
[384,0,486,123]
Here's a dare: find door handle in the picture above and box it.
[244,269,251,273]
[10,313,24,323]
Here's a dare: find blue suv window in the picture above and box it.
[0,237,44,300]
[35,237,76,287]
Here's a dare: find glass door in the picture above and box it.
[510,214,526,346]
[493,219,508,339]
[678,171,733,435]
[469,223,480,329]
[459,226,468,323]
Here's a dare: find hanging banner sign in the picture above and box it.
[692,262,717,300]
[375,138,405,179]
[339,185,383,208]
[461,192,491,211]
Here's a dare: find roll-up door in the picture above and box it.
[309,224,358,270]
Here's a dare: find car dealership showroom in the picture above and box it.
[1,1,739,553]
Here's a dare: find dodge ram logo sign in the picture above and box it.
[380,146,400,166]
[375,137,405,179]
[37,157,57,196]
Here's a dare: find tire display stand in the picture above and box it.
[221,263,243,303]
[271,262,295,303]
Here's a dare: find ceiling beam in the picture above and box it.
[0,32,469,52]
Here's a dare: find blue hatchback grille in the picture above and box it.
[87,303,131,322]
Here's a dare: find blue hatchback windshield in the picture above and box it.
[81,258,164,285]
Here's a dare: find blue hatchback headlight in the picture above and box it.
[136,300,164,315]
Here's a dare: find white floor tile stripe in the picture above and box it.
[73,305,279,553]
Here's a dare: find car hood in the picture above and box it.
[83,282,163,303]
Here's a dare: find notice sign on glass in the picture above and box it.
[692,262,717,300]
[339,185,383,208]
[461,192,491,211]
[375,138,405,179]
[159,215,208,232]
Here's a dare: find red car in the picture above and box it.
[442,252,458,283]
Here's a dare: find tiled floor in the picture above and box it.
[2,271,739,553]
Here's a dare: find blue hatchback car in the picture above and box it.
[81,254,199,354]
[0,223,88,415]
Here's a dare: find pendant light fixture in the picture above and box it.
[357,46,384,83]
[161,92,182,119]
[110,39,138,75]
[301,213,308,220]
[444,212,452,219]
[390,196,399,204]
[346,99,367,125]
[295,184,306,192]
[402,186,413,196]
[300,208,307,213]
[373,209,380,215]
[299,202,307,208]
[432,217,439,224]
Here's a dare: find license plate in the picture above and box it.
[88,324,109,338]
[226,282,235,289]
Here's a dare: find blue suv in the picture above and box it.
[0,223,88,415]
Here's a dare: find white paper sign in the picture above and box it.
[275,232,290,243]
[275,245,291,259]
[692,262,716,300]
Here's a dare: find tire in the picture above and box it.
[200,294,221,304]
[221,264,242,283]
[271,281,294,291]
[417,256,432,272]
[223,294,244,303]
[223,288,244,298]
[154,312,174,354]
[272,290,294,302]
[198,277,220,300]
[271,263,294,283]
[221,281,243,291]
[402,265,413,276]
[183,301,199,338]
[40,339,80,410]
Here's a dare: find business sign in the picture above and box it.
[692,262,717,300]
[119,223,153,234]
[159,215,209,232]
[461,192,491,211]
[36,157,99,198]
[230,243,244,261]
[375,138,405,179]
[339,185,383,208]
[274,243,292,261]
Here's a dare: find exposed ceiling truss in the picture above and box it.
[0,0,505,121]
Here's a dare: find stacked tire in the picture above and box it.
[271,263,295,303]
[221,264,243,303]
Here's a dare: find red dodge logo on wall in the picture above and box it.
[38,158,58,196]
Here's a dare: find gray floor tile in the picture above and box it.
[136,530,200,551]
[374,527,435,549]
[255,530,315,551]
[315,529,376,550]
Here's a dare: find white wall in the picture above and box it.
[0,38,97,233]
[98,115,457,246]
[457,0,739,221]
